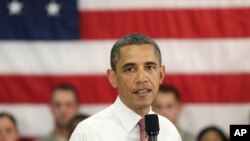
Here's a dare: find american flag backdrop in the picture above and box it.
[0,0,250,138]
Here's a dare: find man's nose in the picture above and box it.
[135,68,148,84]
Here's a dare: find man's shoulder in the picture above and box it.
[74,104,116,133]
[158,114,178,130]
[158,114,174,126]
[70,104,124,141]
[156,114,181,141]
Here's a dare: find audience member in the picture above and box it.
[152,85,195,141]
[0,112,19,141]
[197,126,227,141]
[38,83,79,141]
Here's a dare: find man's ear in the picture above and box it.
[107,69,117,88]
[159,65,165,84]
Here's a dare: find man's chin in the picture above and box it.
[57,121,69,127]
[136,101,152,109]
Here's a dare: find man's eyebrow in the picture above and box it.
[145,61,157,66]
[122,63,136,69]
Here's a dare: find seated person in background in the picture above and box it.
[68,114,89,138]
[0,112,20,141]
[152,85,195,141]
[197,126,227,141]
[38,83,79,141]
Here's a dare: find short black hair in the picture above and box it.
[110,33,162,71]
[0,112,17,126]
[158,85,180,102]
[197,126,227,141]
[51,83,79,103]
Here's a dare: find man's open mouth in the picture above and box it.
[132,88,152,96]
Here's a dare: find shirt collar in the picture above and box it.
[113,96,153,133]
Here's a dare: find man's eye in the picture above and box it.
[54,102,61,108]
[146,65,156,70]
[124,67,134,72]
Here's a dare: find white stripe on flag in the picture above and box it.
[78,0,250,10]
[179,104,250,136]
[0,39,250,74]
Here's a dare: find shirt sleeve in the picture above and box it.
[69,131,85,141]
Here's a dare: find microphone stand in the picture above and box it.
[148,136,157,141]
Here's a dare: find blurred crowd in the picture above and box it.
[0,84,228,141]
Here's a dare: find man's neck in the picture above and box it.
[53,126,69,139]
[134,106,150,117]
[119,96,151,117]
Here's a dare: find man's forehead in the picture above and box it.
[118,45,159,62]
[53,90,74,96]
[51,90,76,101]
[119,44,155,53]
[158,92,179,101]
[0,117,16,126]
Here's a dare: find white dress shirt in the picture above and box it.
[70,97,181,141]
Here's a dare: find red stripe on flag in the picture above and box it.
[163,74,250,103]
[0,74,250,103]
[80,8,250,39]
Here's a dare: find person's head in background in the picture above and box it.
[50,83,79,138]
[0,112,19,141]
[152,85,181,125]
[68,114,89,138]
[197,126,227,141]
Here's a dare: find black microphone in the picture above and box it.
[145,114,160,141]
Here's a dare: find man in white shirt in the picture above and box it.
[70,33,181,141]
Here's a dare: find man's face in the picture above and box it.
[51,90,78,127]
[0,117,19,141]
[152,92,180,124]
[107,44,165,114]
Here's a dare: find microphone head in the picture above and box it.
[145,114,160,136]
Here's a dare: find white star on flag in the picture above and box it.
[7,0,23,15]
[46,1,61,17]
